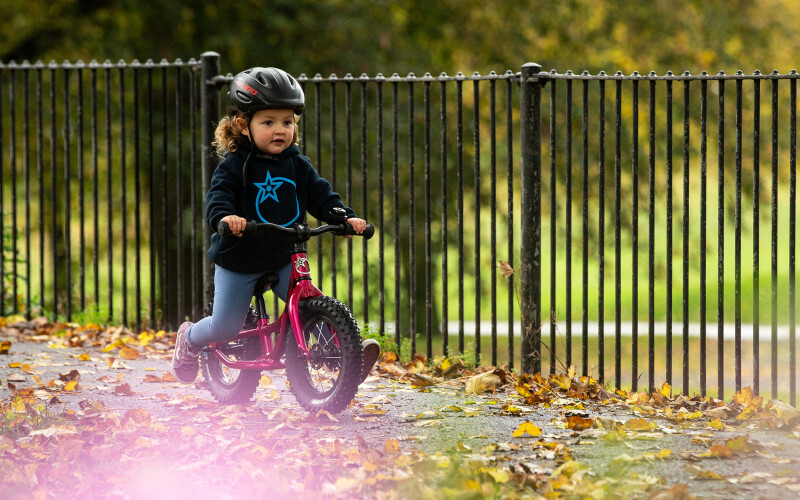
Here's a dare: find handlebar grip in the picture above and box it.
[217,220,256,236]
[362,223,375,240]
[343,222,375,239]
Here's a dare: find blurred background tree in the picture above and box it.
[3,0,800,76]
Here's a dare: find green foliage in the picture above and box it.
[4,0,800,75]
[63,305,110,328]
[361,324,409,359]
[1,396,64,440]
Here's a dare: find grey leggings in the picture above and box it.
[186,263,291,348]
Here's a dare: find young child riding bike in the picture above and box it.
[172,66,380,386]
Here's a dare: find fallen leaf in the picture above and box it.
[384,438,400,455]
[513,421,542,438]
[486,467,510,483]
[59,369,80,382]
[767,399,800,426]
[63,381,79,392]
[624,418,654,431]
[411,373,437,389]
[114,383,135,396]
[465,371,502,394]
[566,415,595,431]
[0,341,10,354]
[119,347,141,360]
[685,464,726,480]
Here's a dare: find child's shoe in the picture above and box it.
[172,322,201,383]
[360,338,381,384]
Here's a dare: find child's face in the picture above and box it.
[241,109,296,155]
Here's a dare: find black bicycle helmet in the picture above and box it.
[228,67,305,115]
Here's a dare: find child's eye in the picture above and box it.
[284,120,294,127]
[264,120,273,126]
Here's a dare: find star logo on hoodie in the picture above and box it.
[255,171,285,204]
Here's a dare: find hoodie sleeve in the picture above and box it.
[301,158,357,222]
[205,155,243,231]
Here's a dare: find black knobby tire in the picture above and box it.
[201,302,262,405]
[285,296,362,414]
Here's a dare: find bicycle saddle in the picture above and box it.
[255,273,280,295]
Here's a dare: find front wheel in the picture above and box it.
[285,296,362,414]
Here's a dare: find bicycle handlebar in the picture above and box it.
[217,219,375,241]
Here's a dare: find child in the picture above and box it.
[172,66,380,386]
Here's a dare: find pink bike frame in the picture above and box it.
[207,250,328,371]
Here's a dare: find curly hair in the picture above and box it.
[212,111,301,158]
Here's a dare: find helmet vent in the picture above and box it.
[256,73,271,87]
[235,90,253,103]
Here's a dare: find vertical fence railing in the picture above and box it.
[0,57,204,332]
[3,52,799,405]
[533,69,798,404]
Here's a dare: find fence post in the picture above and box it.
[520,63,542,374]
[200,51,220,308]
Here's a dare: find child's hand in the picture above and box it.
[221,215,247,237]
[344,217,367,238]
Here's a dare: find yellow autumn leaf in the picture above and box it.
[259,375,272,387]
[513,421,542,438]
[486,467,510,483]
[624,418,653,431]
[78,353,91,361]
[138,331,155,346]
[725,435,763,454]
[119,347,141,360]
[0,341,11,354]
[734,386,755,406]
[660,382,672,398]
[362,407,388,415]
[657,449,673,459]
[737,405,758,420]
[8,362,21,368]
[708,418,725,430]
[566,415,595,431]
[64,381,78,392]
[383,438,400,455]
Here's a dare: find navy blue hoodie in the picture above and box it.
[206,143,356,273]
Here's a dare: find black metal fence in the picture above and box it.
[0,57,204,331]
[521,66,799,405]
[1,52,798,405]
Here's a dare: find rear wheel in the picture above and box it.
[285,296,362,414]
[201,303,262,404]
